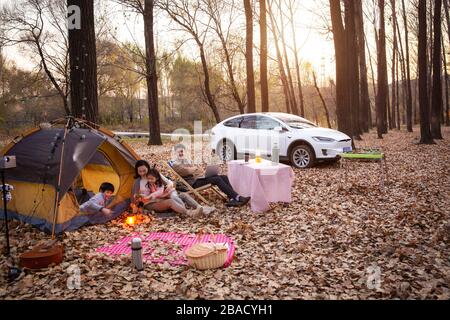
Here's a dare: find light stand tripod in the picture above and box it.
[1,155,22,281]
[1,168,10,255]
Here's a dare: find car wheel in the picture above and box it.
[217,140,236,162]
[290,144,315,169]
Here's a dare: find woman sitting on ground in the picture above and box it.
[131,160,209,217]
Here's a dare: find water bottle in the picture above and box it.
[272,142,280,165]
[131,238,143,271]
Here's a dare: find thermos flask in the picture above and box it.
[131,237,144,271]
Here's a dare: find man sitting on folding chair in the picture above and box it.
[171,144,250,207]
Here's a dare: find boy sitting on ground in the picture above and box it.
[79,182,115,215]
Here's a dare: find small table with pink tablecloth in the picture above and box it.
[227,159,295,212]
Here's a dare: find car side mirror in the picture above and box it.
[274,126,282,132]
[274,126,285,132]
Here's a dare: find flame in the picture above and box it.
[126,216,136,225]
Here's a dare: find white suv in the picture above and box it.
[210,112,352,168]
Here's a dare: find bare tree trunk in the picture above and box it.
[386,81,391,131]
[158,0,221,123]
[401,0,413,131]
[355,0,370,132]
[366,34,376,127]
[390,0,397,129]
[428,0,434,112]
[287,0,305,117]
[267,3,291,114]
[244,0,256,113]
[418,0,434,144]
[330,0,354,140]
[444,0,450,46]
[276,0,299,115]
[207,0,245,114]
[396,55,401,130]
[431,0,443,139]
[395,12,408,128]
[36,32,70,116]
[443,34,450,126]
[442,36,447,125]
[313,70,331,128]
[143,0,162,145]
[68,0,98,123]
[376,0,388,138]
[198,42,221,122]
[260,0,269,112]
[345,0,361,139]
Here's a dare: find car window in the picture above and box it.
[223,117,243,128]
[240,116,257,129]
[256,116,281,130]
[271,114,317,128]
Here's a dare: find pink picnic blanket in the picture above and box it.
[96,232,235,267]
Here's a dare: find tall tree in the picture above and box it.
[430,0,443,139]
[158,0,221,123]
[68,0,98,123]
[276,0,299,115]
[143,0,162,145]
[355,0,370,132]
[202,0,245,114]
[390,0,398,130]
[376,0,388,138]
[267,3,291,113]
[287,0,305,117]
[244,0,256,113]
[418,0,434,144]
[395,11,408,129]
[259,0,269,112]
[444,0,450,46]
[116,0,162,144]
[344,0,361,138]
[401,0,413,132]
[443,34,450,126]
[329,0,353,140]
[1,0,71,116]
[312,70,332,128]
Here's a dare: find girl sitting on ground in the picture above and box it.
[142,168,203,217]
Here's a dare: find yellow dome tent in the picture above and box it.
[0,118,140,235]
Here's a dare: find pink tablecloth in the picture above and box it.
[228,159,295,212]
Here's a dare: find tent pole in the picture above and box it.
[51,117,71,239]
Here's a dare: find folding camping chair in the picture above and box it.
[161,160,228,205]
[339,149,389,187]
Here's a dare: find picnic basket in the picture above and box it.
[185,243,228,270]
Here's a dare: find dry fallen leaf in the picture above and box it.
[0,129,449,300]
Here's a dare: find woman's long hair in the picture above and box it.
[134,160,151,179]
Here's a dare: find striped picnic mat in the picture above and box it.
[96,232,235,267]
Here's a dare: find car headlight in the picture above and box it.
[312,136,336,142]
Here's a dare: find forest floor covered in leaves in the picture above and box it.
[1,127,449,299]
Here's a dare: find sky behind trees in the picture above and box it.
[0,0,337,82]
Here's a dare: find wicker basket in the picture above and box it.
[185,243,228,270]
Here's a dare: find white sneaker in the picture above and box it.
[187,206,203,218]
[202,206,216,216]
